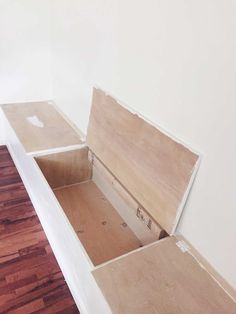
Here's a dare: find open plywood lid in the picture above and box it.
[87,88,199,234]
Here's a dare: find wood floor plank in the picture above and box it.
[0,146,79,313]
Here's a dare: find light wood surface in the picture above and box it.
[175,234,236,302]
[92,154,164,239]
[87,88,199,234]
[93,236,236,314]
[35,147,92,189]
[3,110,111,314]
[92,165,160,246]
[1,102,83,152]
[54,181,142,265]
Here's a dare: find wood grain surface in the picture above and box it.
[93,236,236,314]
[0,146,79,314]
[1,102,83,153]
[54,181,142,266]
[36,148,92,189]
[87,88,199,234]
[92,156,165,239]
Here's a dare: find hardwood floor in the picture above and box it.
[0,146,79,314]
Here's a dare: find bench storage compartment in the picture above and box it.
[1,89,235,314]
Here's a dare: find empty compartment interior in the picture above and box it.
[4,91,199,268]
[35,147,163,266]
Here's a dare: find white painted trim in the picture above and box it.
[172,155,202,234]
[0,107,6,144]
[31,159,95,269]
[0,99,52,106]
[2,111,111,314]
[28,143,87,157]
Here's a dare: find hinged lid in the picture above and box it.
[2,102,84,153]
[87,88,199,234]
[93,236,236,314]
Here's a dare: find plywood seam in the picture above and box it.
[53,180,92,191]
[35,147,92,189]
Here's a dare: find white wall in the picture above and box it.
[0,0,52,104]
[1,0,235,293]
[51,0,236,290]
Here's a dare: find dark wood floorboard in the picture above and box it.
[0,146,79,314]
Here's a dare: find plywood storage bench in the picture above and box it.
[0,89,235,314]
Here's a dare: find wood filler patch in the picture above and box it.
[26,115,44,128]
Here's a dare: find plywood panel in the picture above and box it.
[35,148,92,189]
[92,155,165,241]
[87,88,199,233]
[93,236,236,314]
[1,102,83,153]
[175,235,236,302]
[54,182,142,266]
